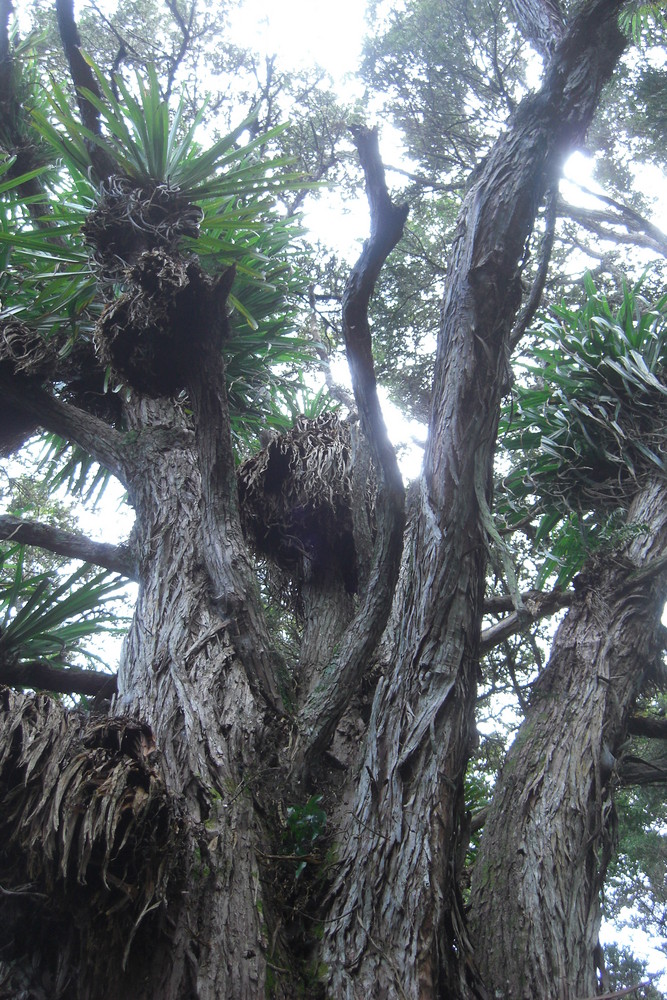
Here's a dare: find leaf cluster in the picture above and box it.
[0,46,319,453]
[284,794,327,880]
[498,275,667,586]
[0,543,125,668]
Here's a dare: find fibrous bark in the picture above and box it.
[320,3,627,996]
[0,1,642,997]
[469,478,667,999]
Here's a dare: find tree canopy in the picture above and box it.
[0,1,665,997]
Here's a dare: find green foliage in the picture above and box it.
[33,60,297,199]
[0,543,126,667]
[498,275,667,586]
[362,0,526,180]
[603,943,663,999]
[284,795,327,880]
[35,435,115,506]
[0,47,320,468]
[606,776,667,948]
[619,2,667,45]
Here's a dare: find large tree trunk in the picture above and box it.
[0,2,638,998]
[113,397,278,999]
[318,5,627,996]
[469,477,667,999]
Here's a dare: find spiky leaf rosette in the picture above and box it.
[0,688,180,981]
[498,275,667,586]
[1,50,314,410]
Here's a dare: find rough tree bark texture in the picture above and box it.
[110,392,283,1000]
[469,478,667,999]
[320,4,627,997]
[0,2,644,998]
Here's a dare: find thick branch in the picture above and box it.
[627,714,667,740]
[0,515,137,580]
[55,0,116,180]
[185,269,285,709]
[481,587,572,653]
[0,657,116,697]
[0,0,9,62]
[298,128,407,761]
[484,587,572,615]
[0,2,55,219]
[509,0,566,60]
[0,374,132,485]
[618,754,667,786]
[510,185,558,349]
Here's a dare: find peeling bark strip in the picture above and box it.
[470,478,667,999]
[321,4,627,997]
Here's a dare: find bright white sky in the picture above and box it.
[228,0,368,79]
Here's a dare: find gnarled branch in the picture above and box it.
[481,587,572,653]
[298,127,407,762]
[627,714,667,741]
[0,515,138,580]
[55,0,116,180]
[618,754,667,787]
[0,374,132,486]
[0,657,116,698]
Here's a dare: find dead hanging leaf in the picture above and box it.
[0,687,181,920]
[94,249,231,397]
[0,317,58,377]
[238,412,376,594]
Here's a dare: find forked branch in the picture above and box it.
[0,375,131,485]
[298,128,407,762]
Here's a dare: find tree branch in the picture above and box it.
[0,374,132,486]
[480,586,572,654]
[560,199,667,259]
[0,657,117,698]
[55,0,116,180]
[185,269,286,709]
[618,754,667,787]
[0,2,56,219]
[297,127,408,762]
[509,0,566,61]
[627,714,667,740]
[510,184,558,349]
[483,587,572,615]
[0,0,10,63]
[0,515,138,580]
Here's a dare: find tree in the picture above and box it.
[0,1,665,999]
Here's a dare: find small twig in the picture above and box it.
[576,982,654,1000]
